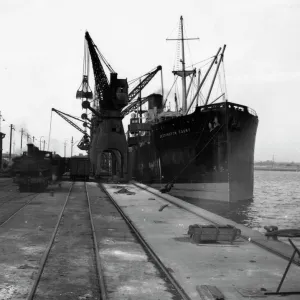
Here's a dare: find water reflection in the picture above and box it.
[183,171,300,234]
[184,198,256,228]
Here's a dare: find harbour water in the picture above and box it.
[184,170,300,246]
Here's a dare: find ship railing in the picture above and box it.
[226,103,257,117]
[127,135,150,146]
[247,107,257,117]
[128,122,151,133]
[227,103,258,117]
[200,102,258,117]
[199,103,226,112]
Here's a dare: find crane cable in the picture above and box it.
[160,124,224,193]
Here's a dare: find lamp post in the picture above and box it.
[39,136,44,150]
[71,137,73,157]
[43,140,47,151]
[71,139,79,157]
[9,124,15,160]
[64,140,68,157]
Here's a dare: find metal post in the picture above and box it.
[196,70,201,106]
[139,79,142,123]
[166,17,199,114]
[71,137,73,157]
[0,132,5,169]
[20,128,24,151]
[180,16,187,114]
[265,238,300,296]
[39,136,44,150]
[205,45,226,106]
[186,47,221,114]
[64,140,67,157]
[9,124,15,160]
[160,68,164,101]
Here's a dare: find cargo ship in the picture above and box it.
[126,17,259,202]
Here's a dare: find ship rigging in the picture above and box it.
[163,16,228,117]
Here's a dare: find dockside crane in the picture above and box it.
[121,65,162,117]
[127,66,162,103]
[78,31,162,119]
[51,108,90,151]
[80,31,123,113]
[76,31,164,179]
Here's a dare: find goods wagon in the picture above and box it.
[70,156,90,181]
[51,154,67,181]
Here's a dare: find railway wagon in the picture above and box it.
[70,156,90,181]
[51,154,67,181]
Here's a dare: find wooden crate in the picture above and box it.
[188,224,241,243]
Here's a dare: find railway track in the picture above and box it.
[100,183,191,300]
[0,178,15,193]
[25,182,189,300]
[0,192,39,227]
[0,192,37,210]
[26,182,104,300]
[0,178,13,186]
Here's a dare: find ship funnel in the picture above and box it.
[147,94,163,111]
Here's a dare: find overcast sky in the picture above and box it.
[0,0,299,162]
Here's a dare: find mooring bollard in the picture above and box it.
[264,225,279,240]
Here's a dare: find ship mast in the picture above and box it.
[180,17,187,113]
[167,16,199,114]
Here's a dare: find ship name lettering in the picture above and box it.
[160,131,177,138]
[160,128,190,139]
[178,128,190,134]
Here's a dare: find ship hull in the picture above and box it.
[150,182,230,201]
[128,101,258,202]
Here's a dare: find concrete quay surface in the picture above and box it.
[0,181,180,300]
[103,182,300,300]
[0,183,72,299]
[87,182,181,300]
